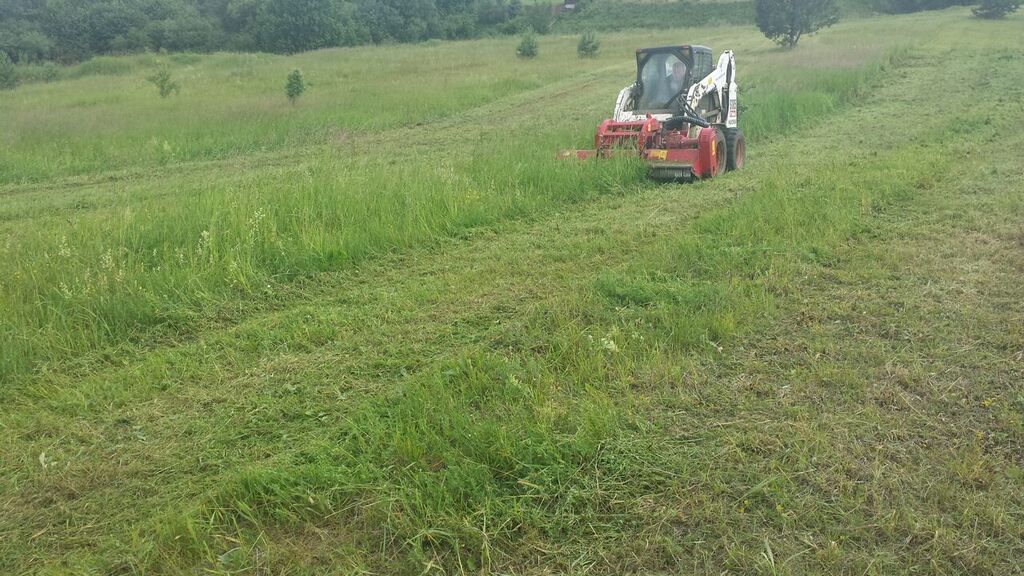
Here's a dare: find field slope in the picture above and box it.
[1,9,1022,575]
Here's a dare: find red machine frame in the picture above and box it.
[569,116,726,181]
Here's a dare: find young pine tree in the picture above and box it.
[577,31,600,58]
[755,0,840,48]
[516,30,538,59]
[146,65,179,98]
[286,69,305,104]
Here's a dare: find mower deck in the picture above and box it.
[647,163,693,181]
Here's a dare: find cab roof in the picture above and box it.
[636,45,711,54]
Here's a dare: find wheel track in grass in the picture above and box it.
[2,32,1023,572]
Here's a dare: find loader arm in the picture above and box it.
[612,85,636,123]
[684,50,737,128]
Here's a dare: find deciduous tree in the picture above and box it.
[755,0,839,48]
[972,0,1020,18]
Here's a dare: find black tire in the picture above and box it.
[724,127,745,171]
[713,129,727,177]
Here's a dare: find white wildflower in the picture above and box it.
[57,236,72,258]
[601,336,619,353]
[197,230,211,257]
[100,248,114,271]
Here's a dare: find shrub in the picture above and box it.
[286,69,305,104]
[0,23,53,64]
[69,57,136,79]
[972,0,1020,17]
[15,62,61,84]
[146,65,180,98]
[516,30,538,58]
[577,31,600,58]
[756,0,840,48]
[0,53,17,90]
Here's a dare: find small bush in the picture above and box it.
[577,31,600,58]
[516,30,538,59]
[0,53,17,90]
[16,62,61,84]
[972,0,1020,17]
[286,69,305,104]
[146,65,180,97]
[68,57,136,79]
[756,0,840,48]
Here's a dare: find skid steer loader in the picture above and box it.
[561,44,745,181]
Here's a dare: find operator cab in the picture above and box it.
[633,45,713,113]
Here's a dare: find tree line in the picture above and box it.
[2,0,1012,65]
[0,0,553,63]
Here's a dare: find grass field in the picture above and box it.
[1,7,1023,575]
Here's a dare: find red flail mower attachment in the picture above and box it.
[558,115,728,182]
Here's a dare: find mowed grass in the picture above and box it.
[0,17,921,386]
[2,8,1023,575]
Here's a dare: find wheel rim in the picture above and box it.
[735,137,745,169]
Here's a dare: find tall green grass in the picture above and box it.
[4,11,1022,574]
[740,47,910,141]
[128,85,967,574]
[0,21,916,385]
[137,347,670,572]
[0,137,642,385]
[0,46,559,184]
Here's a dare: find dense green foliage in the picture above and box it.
[0,0,530,62]
[577,30,600,58]
[756,0,840,47]
[972,0,1020,17]
[146,65,179,97]
[519,3,556,33]
[516,29,538,57]
[0,51,15,89]
[285,68,305,103]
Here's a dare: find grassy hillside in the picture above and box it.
[1,8,1022,575]
[1,20,910,385]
